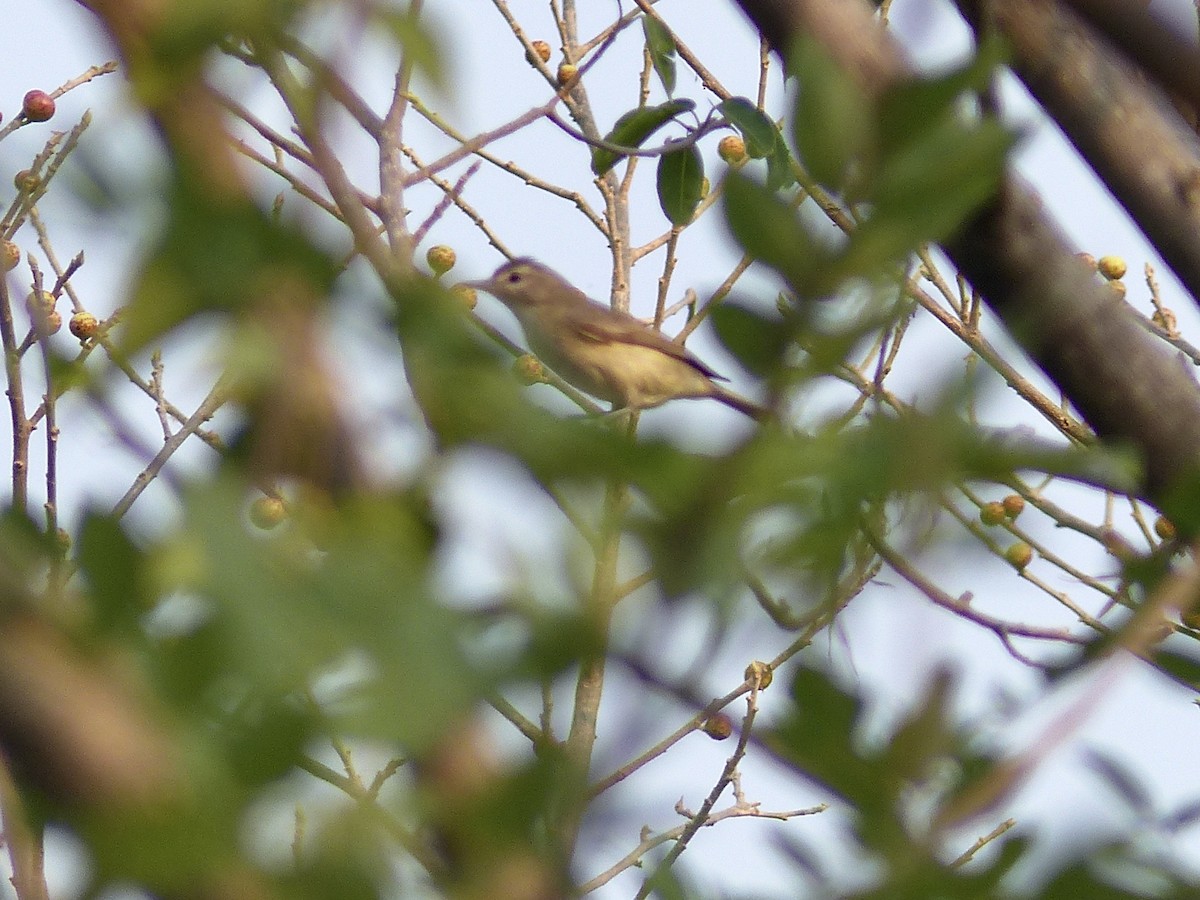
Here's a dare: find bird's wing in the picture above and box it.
[568,302,726,381]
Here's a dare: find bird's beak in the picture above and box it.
[460,278,493,293]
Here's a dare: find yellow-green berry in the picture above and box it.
[426,245,456,277]
[25,289,55,314]
[743,660,773,689]
[557,63,578,86]
[1098,255,1127,280]
[69,311,99,340]
[249,495,288,529]
[1155,516,1177,541]
[13,169,38,192]
[1,241,18,271]
[38,310,61,336]
[1108,279,1126,299]
[451,284,477,311]
[513,354,546,385]
[1002,494,1025,520]
[701,713,733,740]
[980,501,1007,526]
[527,40,552,64]
[718,134,747,165]
[1004,542,1033,569]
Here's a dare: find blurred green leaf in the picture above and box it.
[123,178,338,352]
[642,15,677,96]
[868,116,1013,245]
[224,696,316,787]
[710,302,789,378]
[151,0,305,71]
[877,34,1008,157]
[178,477,476,751]
[723,169,822,291]
[766,134,799,190]
[789,36,874,188]
[656,141,704,225]
[591,99,696,175]
[718,97,778,158]
[771,667,878,806]
[78,512,150,636]
[377,7,446,89]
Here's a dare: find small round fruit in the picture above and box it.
[1155,516,1177,541]
[22,90,55,123]
[1004,542,1033,570]
[25,290,55,314]
[1076,252,1097,270]
[743,660,772,689]
[1097,255,1127,280]
[38,310,62,336]
[527,40,552,64]
[1001,494,1025,519]
[426,244,456,276]
[718,134,747,165]
[1108,279,1127,299]
[513,354,546,385]
[556,63,578,86]
[1,241,19,271]
[980,501,1007,526]
[451,283,477,311]
[249,495,288,529]
[13,169,39,192]
[69,311,99,340]
[701,713,733,741]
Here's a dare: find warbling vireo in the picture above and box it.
[467,258,768,421]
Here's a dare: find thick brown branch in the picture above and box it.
[956,0,1200,317]
[731,0,1200,507]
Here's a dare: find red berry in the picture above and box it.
[22,90,55,123]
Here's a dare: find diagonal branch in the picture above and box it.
[731,0,1200,508]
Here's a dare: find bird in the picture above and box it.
[466,258,769,421]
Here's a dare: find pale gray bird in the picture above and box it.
[467,258,768,421]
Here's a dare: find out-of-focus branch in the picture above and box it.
[1061,0,1200,123]
[955,0,1200,315]
[731,0,1200,506]
[0,615,181,809]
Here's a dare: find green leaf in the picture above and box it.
[376,7,445,90]
[78,512,149,635]
[765,135,798,190]
[722,170,824,292]
[591,98,696,176]
[642,15,676,96]
[789,36,875,188]
[877,33,1008,156]
[869,117,1013,243]
[710,303,788,378]
[656,141,704,225]
[718,97,778,158]
[123,176,339,352]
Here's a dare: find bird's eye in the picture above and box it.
[505,270,523,284]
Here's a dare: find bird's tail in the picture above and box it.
[713,385,772,423]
